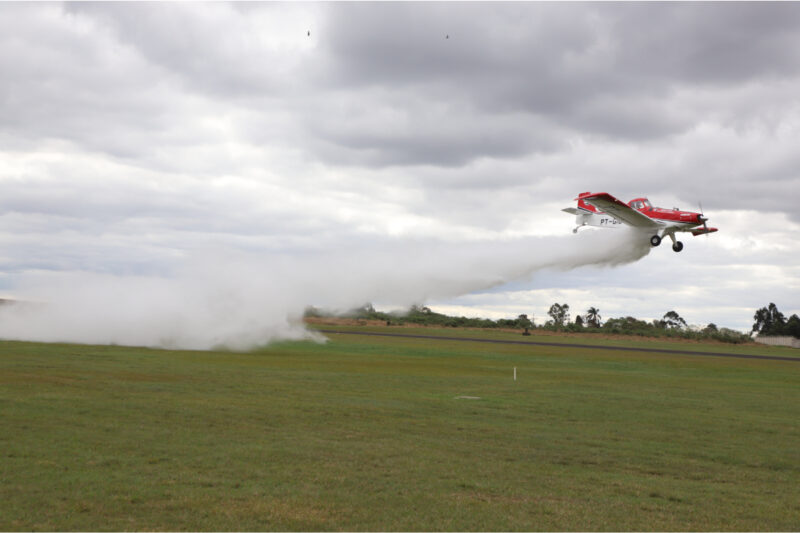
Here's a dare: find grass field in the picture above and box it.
[1,327,799,531]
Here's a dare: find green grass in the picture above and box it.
[1,330,799,531]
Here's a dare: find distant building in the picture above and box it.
[754,335,800,349]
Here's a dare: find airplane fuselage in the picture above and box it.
[627,197,706,228]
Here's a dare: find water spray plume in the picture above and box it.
[0,228,650,350]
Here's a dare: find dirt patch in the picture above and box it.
[304,317,743,347]
[304,317,389,327]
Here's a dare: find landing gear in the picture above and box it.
[664,232,683,252]
[653,232,684,252]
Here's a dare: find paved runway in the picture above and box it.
[318,329,800,363]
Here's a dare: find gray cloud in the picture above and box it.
[611,3,800,84]
[0,4,174,158]
[301,2,800,169]
[303,91,560,168]
[64,2,287,97]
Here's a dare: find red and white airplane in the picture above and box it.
[563,192,718,252]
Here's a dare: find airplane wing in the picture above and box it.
[580,192,660,229]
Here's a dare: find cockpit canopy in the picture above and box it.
[629,198,652,210]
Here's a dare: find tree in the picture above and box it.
[752,303,786,335]
[547,303,570,328]
[574,315,584,327]
[518,314,533,335]
[303,305,322,318]
[348,302,379,319]
[605,316,652,334]
[662,310,687,330]
[784,314,800,338]
[586,307,601,328]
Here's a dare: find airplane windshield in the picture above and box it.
[642,200,651,209]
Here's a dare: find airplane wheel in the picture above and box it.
[672,241,684,252]
[650,235,661,247]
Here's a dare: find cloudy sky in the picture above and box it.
[1,2,799,346]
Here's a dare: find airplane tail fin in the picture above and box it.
[576,191,600,213]
[564,192,620,231]
[562,192,600,216]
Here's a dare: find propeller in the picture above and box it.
[698,201,709,232]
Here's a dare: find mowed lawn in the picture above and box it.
[1,330,799,531]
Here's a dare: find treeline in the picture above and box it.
[305,303,754,344]
[306,304,507,329]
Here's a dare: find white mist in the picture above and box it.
[0,228,650,350]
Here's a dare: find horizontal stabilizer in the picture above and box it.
[691,227,718,236]
[562,207,580,215]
